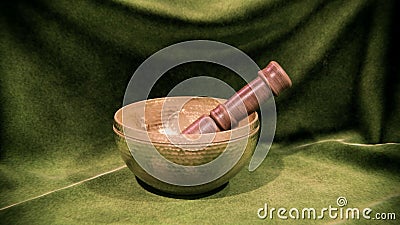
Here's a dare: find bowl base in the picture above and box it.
[135,176,228,199]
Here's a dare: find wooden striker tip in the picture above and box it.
[258,61,292,96]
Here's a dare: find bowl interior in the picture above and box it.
[114,97,259,144]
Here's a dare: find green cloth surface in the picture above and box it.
[1,0,399,224]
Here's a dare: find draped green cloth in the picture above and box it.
[1,0,399,224]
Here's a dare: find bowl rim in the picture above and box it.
[113,96,259,144]
[113,123,260,146]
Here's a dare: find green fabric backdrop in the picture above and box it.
[1,0,399,224]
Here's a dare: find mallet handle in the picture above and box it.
[182,61,292,134]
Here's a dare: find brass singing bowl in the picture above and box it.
[113,96,260,195]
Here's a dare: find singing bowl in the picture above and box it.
[113,96,260,195]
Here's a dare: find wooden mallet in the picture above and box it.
[182,61,292,134]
